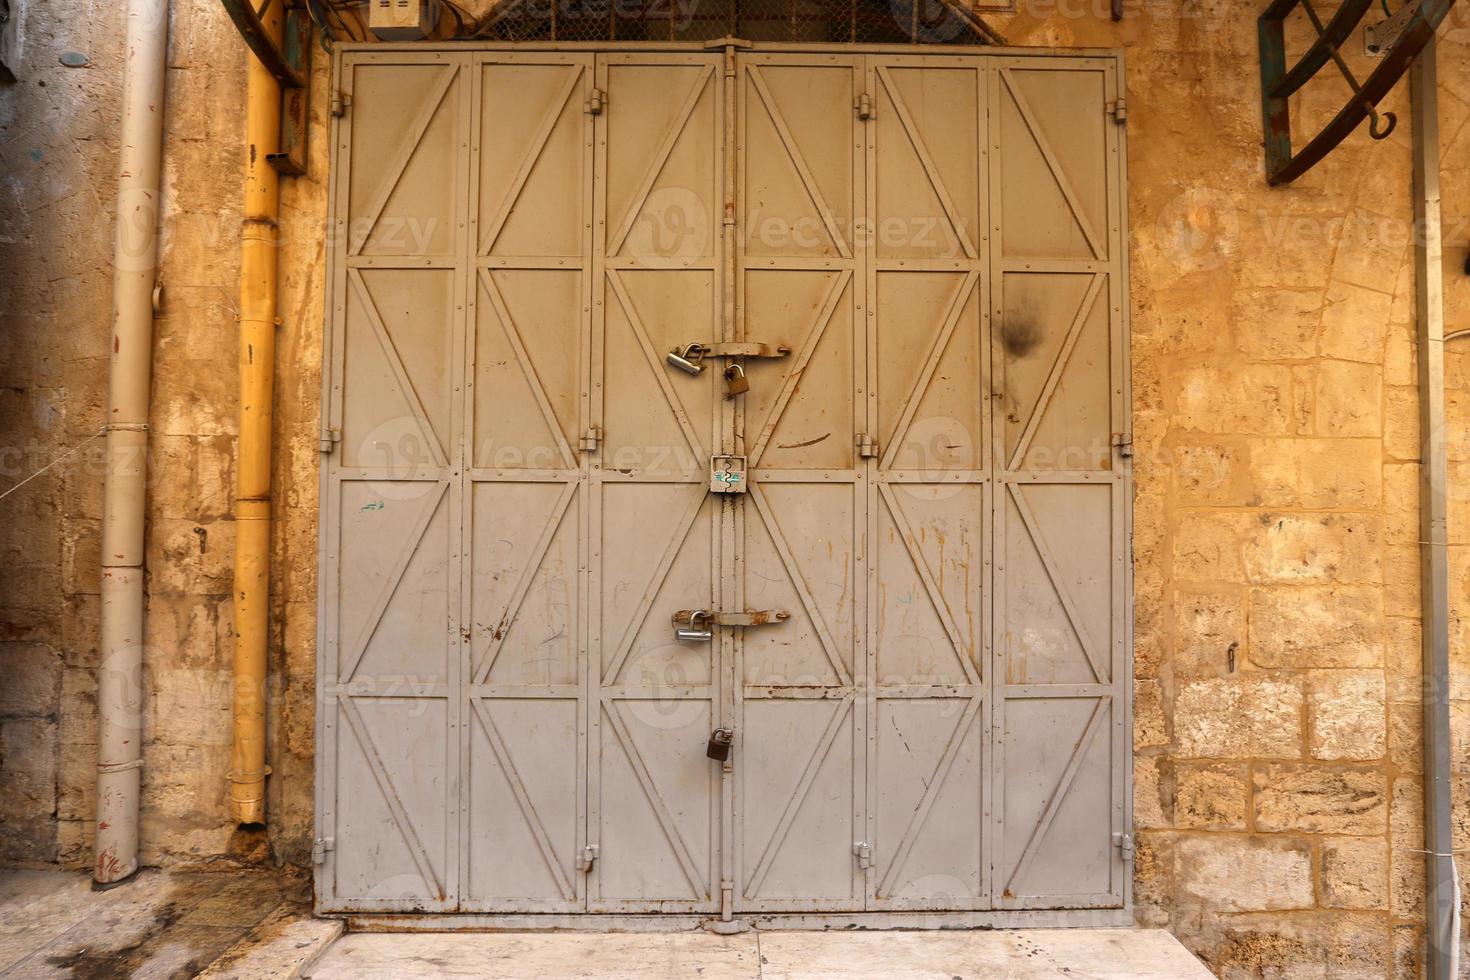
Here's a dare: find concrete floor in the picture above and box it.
[0,868,335,980]
[0,869,1211,978]
[306,929,1212,980]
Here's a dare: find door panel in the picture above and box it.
[736,54,865,912]
[323,54,468,913]
[464,52,593,913]
[865,55,988,912]
[990,58,1128,910]
[589,52,724,913]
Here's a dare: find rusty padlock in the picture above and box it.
[723,363,749,398]
[706,727,733,762]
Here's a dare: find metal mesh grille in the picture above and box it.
[478,0,1008,43]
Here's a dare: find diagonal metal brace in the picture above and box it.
[219,0,307,88]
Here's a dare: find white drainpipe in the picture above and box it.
[94,0,168,887]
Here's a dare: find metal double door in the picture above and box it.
[318,45,1130,917]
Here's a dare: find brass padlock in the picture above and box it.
[723,363,749,398]
[706,728,733,762]
[666,343,706,376]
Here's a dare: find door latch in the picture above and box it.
[577,843,599,871]
[675,609,713,642]
[672,609,790,628]
[853,841,873,869]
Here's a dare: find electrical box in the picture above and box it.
[369,0,438,41]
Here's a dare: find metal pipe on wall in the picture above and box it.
[1409,36,1459,980]
[229,0,284,825]
[95,0,169,886]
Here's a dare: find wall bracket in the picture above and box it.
[1257,0,1455,185]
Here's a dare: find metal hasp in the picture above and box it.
[671,609,791,628]
[218,1,311,175]
[1257,0,1455,185]
[673,606,790,641]
[1410,38,1457,980]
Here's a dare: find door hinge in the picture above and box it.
[1111,431,1133,459]
[579,426,602,452]
[855,92,875,120]
[312,837,335,864]
[853,841,873,869]
[585,88,606,115]
[856,433,878,458]
[330,91,351,117]
[1107,97,1127,124]
[1112,832,1134,862]
[319,427,341,454]
[576,843,599,871]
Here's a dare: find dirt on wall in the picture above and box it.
[5,1,1470,976]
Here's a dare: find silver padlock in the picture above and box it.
[675,609,713,642]
[666,343,706,376]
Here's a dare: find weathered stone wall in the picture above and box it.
[3,0,1469,974]
[0,0,329,868]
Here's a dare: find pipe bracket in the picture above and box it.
[227,765,274,784]
[97,759,144,774]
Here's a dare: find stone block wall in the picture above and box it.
[3,0,1470,974]
[0,0,328,868]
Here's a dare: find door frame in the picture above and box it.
[315,40,1133,930]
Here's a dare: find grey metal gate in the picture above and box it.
[316,43,1131,924]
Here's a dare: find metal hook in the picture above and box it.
[1368,107,1397,140]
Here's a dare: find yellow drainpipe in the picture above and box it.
[229,0,283,825]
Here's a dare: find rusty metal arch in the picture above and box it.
[1259,0,1457,185]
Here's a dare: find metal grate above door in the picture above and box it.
[477,0,997,44]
